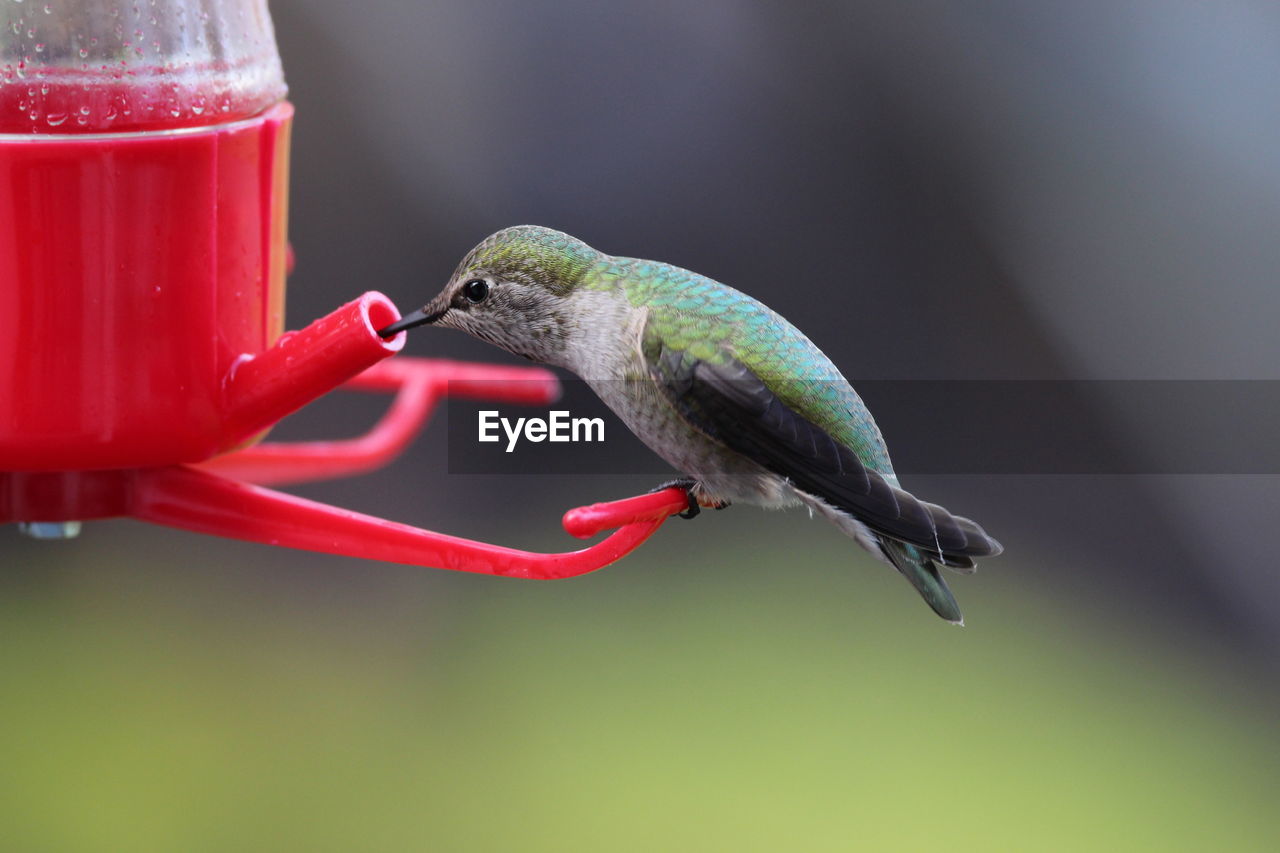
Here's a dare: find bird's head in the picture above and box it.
[381,225,601,362]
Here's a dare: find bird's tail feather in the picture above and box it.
[795,490,965,623]
[880,539,964,625]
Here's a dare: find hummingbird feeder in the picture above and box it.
[0,0,687,577]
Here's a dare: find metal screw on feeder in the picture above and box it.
[0,1,689,572]
[18,522,83,541]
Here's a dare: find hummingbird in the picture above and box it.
[381,226,1002,622]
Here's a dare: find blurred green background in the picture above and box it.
[5,0,1280,849]
[3,503,1277,850]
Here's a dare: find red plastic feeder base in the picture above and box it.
[0,294,689,580]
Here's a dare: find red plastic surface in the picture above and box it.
[0,288,691,578]
[201,357,559,486]
[131,467,690,580]
[0,103,293,470]
[0,83,687,576]
[562,490,693,539]
[218,292,403,453]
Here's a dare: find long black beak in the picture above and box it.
[378,306,446,337]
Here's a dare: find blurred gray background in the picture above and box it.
[270,0,1280,658]
[4,1,1279,849]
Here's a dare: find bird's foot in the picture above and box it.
[649,478,731,520]
[650,478,701,518]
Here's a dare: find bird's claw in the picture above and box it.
[649,478,729,520]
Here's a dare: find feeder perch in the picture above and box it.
[0,0,687,578]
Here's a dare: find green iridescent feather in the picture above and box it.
[588,256,895,477]
[595,256,962,622]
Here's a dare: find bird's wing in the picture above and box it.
[641,330,1002,562]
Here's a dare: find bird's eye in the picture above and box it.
[463,279,490,304]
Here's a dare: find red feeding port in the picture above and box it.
[0,0,686,576]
